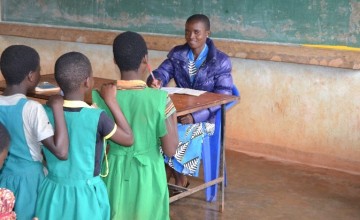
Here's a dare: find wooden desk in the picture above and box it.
[0,74,237,115]
[0,74,239,211]
[0,74,115,104]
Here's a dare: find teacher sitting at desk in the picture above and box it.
[147,14,233,189]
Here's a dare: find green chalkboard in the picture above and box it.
[1,0,359,47]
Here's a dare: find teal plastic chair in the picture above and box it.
[202,85,240,202]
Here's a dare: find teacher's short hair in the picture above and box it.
[186,14,210,31]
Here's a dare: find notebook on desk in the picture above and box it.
[35,81,61,92]
[161,87,206,96]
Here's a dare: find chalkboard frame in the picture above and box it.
[1,0,359,48]
[0,22,359,70]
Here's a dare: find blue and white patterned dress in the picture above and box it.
[164,45,216,176]
[164,122,214,176]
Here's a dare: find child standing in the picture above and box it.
[92,31,178,220]
[0,45,69,220]
[35,51,133,220]
[0,123,16,220]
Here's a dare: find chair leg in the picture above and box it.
[202,88,237,202]
[202,123,222,202]
[202,135,216,202]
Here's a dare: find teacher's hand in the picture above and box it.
[148,78,162,89]
[178,114,194,124]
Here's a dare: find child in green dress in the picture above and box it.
[93,31,178,220]
[35,51,134,220]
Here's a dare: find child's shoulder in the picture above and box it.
[138,88,168,102]
[144,87,168,96]
[24,99,50,114]
[0,95,45,112]
[26,98,43,107]
[116,87,168,99]
[0,94,27,105]
[82,105,105,115]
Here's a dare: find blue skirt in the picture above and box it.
[36,174,110,220]
[164,122,214,177]
[0,162,44,220]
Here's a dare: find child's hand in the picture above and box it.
[100,83,117,102]
[46,95,64,109]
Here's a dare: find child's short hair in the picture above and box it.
[0,45,40,85]
[54,52,92,94]
[0,123,10,153]
[113,31,148,72]
[186,14,211,31]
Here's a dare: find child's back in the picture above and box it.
[93,86,173,219]
[93,31,178,220]
[0,45,68,220]
[0,95,47,219]
[36,51,133,220]
[39,104,110,219]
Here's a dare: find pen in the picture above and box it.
[147,63,156,82]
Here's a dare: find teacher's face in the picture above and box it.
[185,20,210,54]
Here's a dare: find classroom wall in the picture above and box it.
[228,58,360,174]
[0,35,359,175]
[2,0,359,47]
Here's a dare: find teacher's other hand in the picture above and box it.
[178,114,194,124]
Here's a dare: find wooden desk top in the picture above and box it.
[170,93,238,116]
[0,74,115,104]
[0,74,239,116]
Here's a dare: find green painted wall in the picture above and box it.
[1,0,360,46]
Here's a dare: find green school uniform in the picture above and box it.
[36,101,114,220]
[93,87,170,220]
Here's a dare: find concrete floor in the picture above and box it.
[169,150,360,220]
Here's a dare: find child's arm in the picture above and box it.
[41,95,69,160]
[99,83,134,146]
[161,111,178,157]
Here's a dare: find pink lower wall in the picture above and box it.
[1,36,359,175]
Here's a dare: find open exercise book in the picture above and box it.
[35,82,61,92]
[161,87,206,96]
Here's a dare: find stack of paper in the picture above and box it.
[161,87,206,96]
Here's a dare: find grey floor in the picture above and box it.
[169,150,360,220]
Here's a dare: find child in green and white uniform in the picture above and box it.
[36,52,133,220]
[0,45,69,220]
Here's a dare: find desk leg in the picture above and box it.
[220,104,226,212]
[169,103,227,213]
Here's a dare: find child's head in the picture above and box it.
[0,123,10,169]
[0,45,40,87]
[113,31,148,72]
[54,52,93,94]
